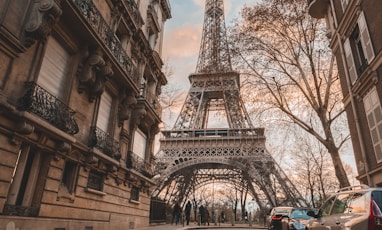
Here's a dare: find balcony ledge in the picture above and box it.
[308,0,330,19]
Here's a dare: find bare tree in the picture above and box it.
[286,130,339,207]
[160,59,185,128]
[229,0,351,188]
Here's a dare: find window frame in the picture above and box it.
[37,36,71,100]
[343,11,374,84]
[61,160,79,194]
[130,186,140,202]
[364,87,382,163]
[96,89,115,133]
[87,170,105,192]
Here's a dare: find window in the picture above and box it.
[344,12,374,84]
[133,129,147,159]
[61,161,78,194]
[344,39,357,84]
[97,91,113,132]
[37,37,70,99]
[364,87,382,162]
[341,0,349,11]
[321,196,335,216]
[131,186,139,201]
[87,170,104,191]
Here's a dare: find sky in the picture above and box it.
[160,0,357,173]
[162,0,259,91]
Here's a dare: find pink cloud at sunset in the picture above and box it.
[163,24,202,59]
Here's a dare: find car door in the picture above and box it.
[307,194,349,230]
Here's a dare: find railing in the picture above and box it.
[123,0,144,26]
[142,92,162,116]
[127,151,153,177]
[89,126,121,160]
[18,82,79,134]
[72,0,139,85]
[161,128,264,139]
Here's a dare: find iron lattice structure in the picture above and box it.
[153,0,306,209]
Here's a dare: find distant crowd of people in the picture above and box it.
[171,201,226,226]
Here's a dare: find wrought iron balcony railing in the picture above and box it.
[72,0,139,85]
[127,151,153,178]
[89,126,121,160]
[18,82,79,134]
[141,92,162,117]
[123,0,144,26]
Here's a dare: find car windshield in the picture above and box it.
[290,209,314,219]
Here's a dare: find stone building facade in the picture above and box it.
[0,0,171,229]
[308,0,382,186]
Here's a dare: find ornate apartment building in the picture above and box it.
[308,0,382,186]
[0,0,170,229]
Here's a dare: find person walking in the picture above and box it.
[172,202,181,225]
[185,201,192,225]
[198,205,205,225]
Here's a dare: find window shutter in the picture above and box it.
[358,12,375,63]
[343,39,357,84]
[133,129,147,159]
[97,91,112,132]
[364,88,382,162]
[37,37,70,99]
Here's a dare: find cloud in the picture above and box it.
[163,24,202,59]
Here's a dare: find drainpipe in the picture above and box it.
[328,0,371,185]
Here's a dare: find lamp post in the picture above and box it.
[212,175,216,225]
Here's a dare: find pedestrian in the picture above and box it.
[220,211,225,223]
[199,205,205,225]
[172,202,181,225]
[204,208,210,226]
[185,201,192,225]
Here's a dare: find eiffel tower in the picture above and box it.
[153,0,306,209]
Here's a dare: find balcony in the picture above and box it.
[89,126,121,160]
[307,0,330,19]
[127,151,153,178]
[18,82,79,134]
[72,0,139,85]
[122,0,144,27]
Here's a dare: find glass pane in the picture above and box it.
[375,144,382,162]
[368,113,375,127]
[372,128,379,143]
[375,107,382,122]
[332,194,351,215]
[321,197,335,216]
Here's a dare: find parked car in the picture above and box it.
[306,185,382,230]
[281,207,318,230]
[267,206,293,230]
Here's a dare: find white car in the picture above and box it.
[306,185,382,230]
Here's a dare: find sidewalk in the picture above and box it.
[136,222,267,230]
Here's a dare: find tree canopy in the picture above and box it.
[229,0,351,188]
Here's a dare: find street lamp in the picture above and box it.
[211,174,216,225]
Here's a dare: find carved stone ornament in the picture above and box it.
[131,105,147,127]
[118,91,137,126]
[89,60,114,102]
[25,0,62,47]
[78,46,114,102]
